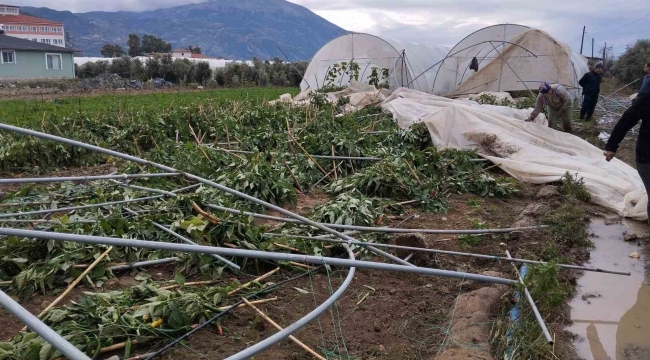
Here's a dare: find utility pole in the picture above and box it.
[592,38,594,59]
[603,42,607,64]
[580,26,586,54]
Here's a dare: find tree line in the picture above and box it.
[100,34,203,58]
[75,56,308,87]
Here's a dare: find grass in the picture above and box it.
[558,172,591,202]
[0,87,299,127]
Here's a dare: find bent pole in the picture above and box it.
[0,227,516,286]
[0,290,91,360]
[0,124,412,267]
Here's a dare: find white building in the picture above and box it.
[0,4,65,47]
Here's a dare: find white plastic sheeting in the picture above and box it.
[301,33,449,94]
[281,84,645,220]
[432,24,589,99]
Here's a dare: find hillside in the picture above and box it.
[22,0,347,60]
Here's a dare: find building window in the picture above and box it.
[5,25,15,31]
[7,7,18,14]
[32,38,38,42]
[46,54,62,70]
[30,26,36,32]
[1,51,15,64]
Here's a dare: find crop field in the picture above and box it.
[0,87,592,359]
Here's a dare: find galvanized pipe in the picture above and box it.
[0,290,91,360]
[506,251,553,344]
[0,173,180,184]
[0,228,516,286]
[225,244,357,360]
[205,204,547,235]
[0,184,199,219]
[0,124,412,267]
[262,233,630,276]
[111,181,176,197]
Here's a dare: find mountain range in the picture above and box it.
[22,0,347,60]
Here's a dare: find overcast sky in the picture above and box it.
[9,0,650,55]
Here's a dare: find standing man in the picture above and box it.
[526,82,574,133]
[603,91,650,222]
[579,63,603,121]
[637,62,650,97]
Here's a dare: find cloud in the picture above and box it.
[10,0,650,54]
[289,0,650,55]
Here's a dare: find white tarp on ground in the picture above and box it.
[276,83,646,219]
[380,88,647,220]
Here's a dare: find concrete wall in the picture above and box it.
[0,50,74,79]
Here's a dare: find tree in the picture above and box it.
[188,46,202,54]
[611,40,650,85]
[597,44,616,72]
[141,34,172,54]
[194,61,212,84]
[64,31,82,56]
[127,34,142,57]
[100,44,124,58]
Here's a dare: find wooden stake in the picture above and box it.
[216,297,278,311]
[225,124,232,150]
[283,160,304,193]
[191,201,219,224]
[189,124,212,162]
[405,161,423,186]
[33,247,113,323]
[0,281,12,286]
[273,243,304,254]
[287,135,330,178]
[227,267,280,296]
[289,261,314,270]
[242,298,326,360]
[160,280,219,291]
[223,243,239,249]
[331,145,338,180]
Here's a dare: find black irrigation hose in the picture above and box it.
[145,267,323,359]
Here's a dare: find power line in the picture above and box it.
[586,12,650,35]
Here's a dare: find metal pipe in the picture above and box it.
[111,181,177,197]
[0,124,401,267]
[262,233,630,276]
[0,184,199,220]
[0,228,516,285]
[489,42,535,98]
[108,257,179,271]
[151,223,241,271]
[0,290,91,360]
[205,204,548,235]
[506,251,553,344]
[604,77,642,99]
[226,244,357,360]
[0,173,181,184]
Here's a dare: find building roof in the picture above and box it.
[0,14,62,25]
[172,48,190,53]
[0,4,19,7]
[0,34,74,52]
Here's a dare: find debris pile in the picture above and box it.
[77,73,144,90]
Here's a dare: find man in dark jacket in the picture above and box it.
[604,91,650,221]
[579,64,603,121]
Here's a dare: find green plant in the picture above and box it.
[559,172,591,201]
[368,67,389,89]
[458,219,488,246]
[542,203,590,248]
[308,192,380,226]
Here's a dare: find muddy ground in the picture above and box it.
[0,173,588,359]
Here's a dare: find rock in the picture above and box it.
[623,232,638,242]
[449,286,504,345]
[9,84,16,89]
[581,292,601,301]
[391,233,429,263]
[105,356,120,360]
[629,251,640,259]
[536,185,560,199]
[389,288,397,295]
[197,86,204,89]
[521,202,551,217]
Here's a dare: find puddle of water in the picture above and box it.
[568,219,650,360]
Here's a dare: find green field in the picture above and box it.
[0,87,299,127]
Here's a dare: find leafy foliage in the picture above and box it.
[559,171,591,202]
[308,192,381,226]
[611,40,650,84]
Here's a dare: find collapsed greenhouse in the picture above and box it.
[303,25,589,99]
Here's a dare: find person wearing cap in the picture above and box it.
[526,82,574,132]
[579,64,604,121]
